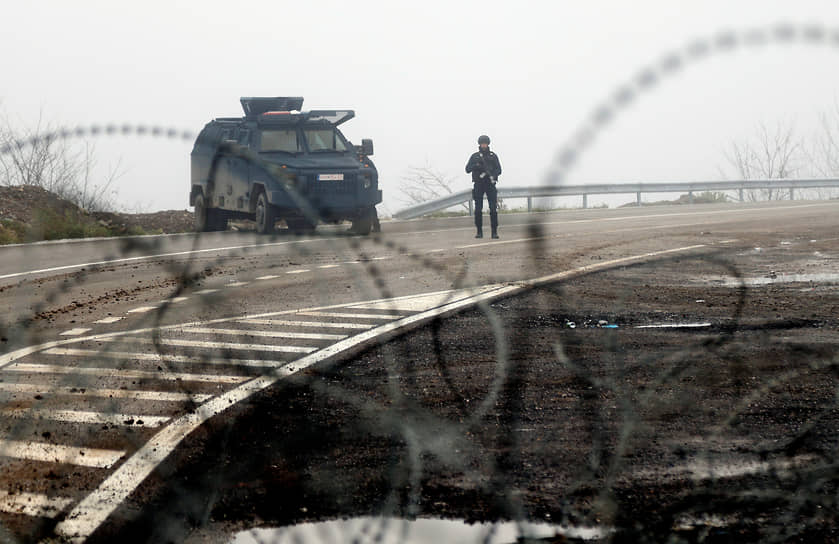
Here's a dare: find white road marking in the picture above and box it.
[0,490,73,518]
[5,364,249,384]
[194,288,219,295]
[341,260,361,265]
[0,382,212,403]
[348,290,489,312]
[457,236,545,249]
[0,233,355,281]
[60,328,91,337]
[255,275,279,280]
[299,311,404,320]
[317,264,340,269]
[160,296,188,303]
[99,337,317,354]
[286,269,309,274]
[43,347,283,368]
[93,316,123,324]
[636,322,712,329]
[238,319,374,330]
[182,327,346,341]
[126,306,158,314]
[372,256,391,261]
[1,409,170,428]
[0,440,125,469]
[225,281,249,287]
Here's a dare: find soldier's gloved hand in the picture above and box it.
[479,172,486,179]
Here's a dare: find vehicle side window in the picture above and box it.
[260,129,300,153]
[221,128,234,141]
[238,129,250,147]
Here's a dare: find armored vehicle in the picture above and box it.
[190,97,381,234]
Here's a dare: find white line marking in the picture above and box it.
[60,328,91,337]
[286,269,310,274]
[5,364,249,384]
[126,306,158,314]
[182,328,346,341]
[93,316,123,324]
[317,264,340,269]
[1,409,170,428]
[55,244,711,541]
[99,337,317,354]
[0,440,125,469]
[0,490,73,518]
[225,281,249,287]
[636,322,712,329]
[372,256,391,261]
[300,311,404,320]
[341,260,361,265]
[457,236,544,249]
[255,275,279,280]
[238,319,374,330]
[43,347,283,368]
[0,382,212,402]
[194,288,219,295]
[0,233,358,281]
[160,296,188,303]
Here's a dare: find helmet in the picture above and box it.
[477,134,490,145]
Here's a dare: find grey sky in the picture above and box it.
[2,0,839,213]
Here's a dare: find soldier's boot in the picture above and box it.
[475,210,483,238]
[491,229,499,239]
[475,228,483,239]
[490,211,499,239]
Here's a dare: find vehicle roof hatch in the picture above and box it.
[241,97,304,119]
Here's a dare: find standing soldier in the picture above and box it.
[465,134,502,238]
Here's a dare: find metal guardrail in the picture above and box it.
[392,178,839,220]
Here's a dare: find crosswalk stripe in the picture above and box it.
[0,440,125,469]
[1,409,170,428]
[0,382,212,403]
[43,347,282,369]
[238,319,373,330]
[93,316,123,324]
[126,306,158,314]
[181,327,346,341]
[299,311,404,320]
[5,364,249,384]
[99,337,317,354]
[0,490,73,518]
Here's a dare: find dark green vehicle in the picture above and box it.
[190,97,381,234]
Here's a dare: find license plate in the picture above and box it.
[318,173,344,181]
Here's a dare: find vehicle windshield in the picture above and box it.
[260,129,301,153]
[304,127,348,152]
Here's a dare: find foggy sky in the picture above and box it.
[2,0,839,213]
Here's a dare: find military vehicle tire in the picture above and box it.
[350,207,375,235]
[208,209,228,231]
[194,193,211,232]
[255,192,276,234]
[286,217,317,233]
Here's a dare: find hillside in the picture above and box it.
[0,185,193,244]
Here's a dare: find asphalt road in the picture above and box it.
[0,199,838,542]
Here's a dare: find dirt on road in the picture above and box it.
[73,227,839,544]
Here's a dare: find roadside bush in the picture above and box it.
[27,209,111,241]
[0,219,26,244]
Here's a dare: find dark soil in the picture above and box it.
[90,242,839,544]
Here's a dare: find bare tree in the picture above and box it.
[399,162,469,213]
[811,101,839,177]
[722,120,803,201]
[0,110,123,211]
